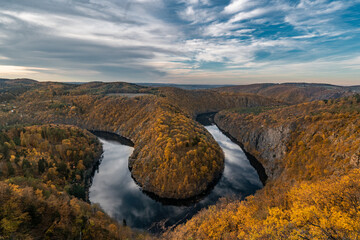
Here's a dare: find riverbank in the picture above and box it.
[89,123,263,233]
[196,112,268,185]
[89,130,223,207]
[167,96,360,239]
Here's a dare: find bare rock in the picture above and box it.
[350,153,360,167]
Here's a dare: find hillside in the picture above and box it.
[2,93,224,199]
[0,124,149,239]
[217,83,360,104]
[0,78,39,102]
[2,79,360,239]
[160,87,280,117]
[0,80,277,200]
[0,125,102,199]
[166,95,360,239]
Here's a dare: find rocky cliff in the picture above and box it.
[167,96,360,240]
[214,111,295,179]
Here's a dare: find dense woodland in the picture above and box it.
[217,83,359,104]
[159,87,280,117]
[0,124,150,239]
[0,125,102,199]
[0,79,274,199]
[2,92,225,199]
[1,78,360,239]
[166,96,360,239]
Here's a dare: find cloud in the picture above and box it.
[285,0,349,34]
[203,22,253,37]
[229,7,270,23]
[178,0,210,6]
[0,0,187,81]
[160,55,360,85]
[340,56,360,70]
[177,6,216,24]
[0,0,359,84]
[0,65,52,74]
[223,0,255,14]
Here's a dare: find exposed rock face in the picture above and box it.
[350,152,360,167]
[214,112,295,179]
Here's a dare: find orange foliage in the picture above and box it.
[166,96,360,239]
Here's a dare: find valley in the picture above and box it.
[1,0,359,238]
[89,123,262,233]
[0,78,360,239]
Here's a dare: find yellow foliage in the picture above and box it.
[167,97,360,239]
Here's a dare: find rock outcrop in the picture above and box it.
[214,112,295,179]
[350,152,360,167]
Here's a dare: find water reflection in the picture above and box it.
[89,125,263,232]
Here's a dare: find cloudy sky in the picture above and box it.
[0,0,359,84]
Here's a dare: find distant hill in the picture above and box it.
[68,81,155,95]
[216,83,360,104]
[0,78,38,84]
[138,83,235,90]
[160,87,280,116]
[0,78,39,101]
[2,79,359,104]
[0,78,38,89]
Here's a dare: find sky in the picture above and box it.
[0,0,359,85]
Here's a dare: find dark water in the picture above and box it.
[89,125,262,232]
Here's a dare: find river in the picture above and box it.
[89,125,263,232]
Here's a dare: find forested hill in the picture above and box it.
[167,95,360,239]
[159,87,280,117]
[216,82,360,104]
[1,79,360,239]
[0,79,276,200]
[0,78,154,97]
[0,125,149,239]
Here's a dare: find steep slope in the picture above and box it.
[0,125,149,239]
[2,93,224,199]
[160,87,280,117]
[0,80,278,199]
[166,96,360,239]
[4,79,360,239]
[0,125,102,200]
